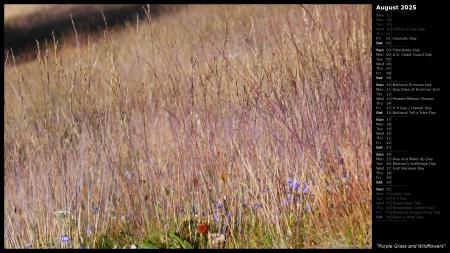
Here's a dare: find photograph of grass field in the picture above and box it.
[4,4,372,248]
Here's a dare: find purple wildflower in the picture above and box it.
[293,180,300,190]
[217,204,223,209]
[227,213,232,219]
[25,243,32,248]
[303,182,309,194]
[61,235,70,243]
[288,177,300,190]
[305,203,311,212]
[86,226,93,234]
[343,173,350,184]
[213,214,220,222]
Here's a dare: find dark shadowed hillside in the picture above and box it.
[4,4,182,63]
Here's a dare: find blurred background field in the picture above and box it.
[4,4,372,249]
[4,4,179,62]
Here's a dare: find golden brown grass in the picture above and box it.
[4,4,372,249]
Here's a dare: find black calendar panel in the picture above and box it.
[373,2,447,249]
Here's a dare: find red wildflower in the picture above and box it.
[197,223,209,235]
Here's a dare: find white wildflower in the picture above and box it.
[210,233,226,246]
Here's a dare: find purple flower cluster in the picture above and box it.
[288,177,300,190]
[303,182,309,194]
[288,177,310,195]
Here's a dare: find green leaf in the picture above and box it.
[137,242,160,249]
[180,240,193,249]
[168,232,193,249]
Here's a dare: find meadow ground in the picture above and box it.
[4,4,372,249]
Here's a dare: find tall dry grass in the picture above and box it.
[4,4,372,248]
